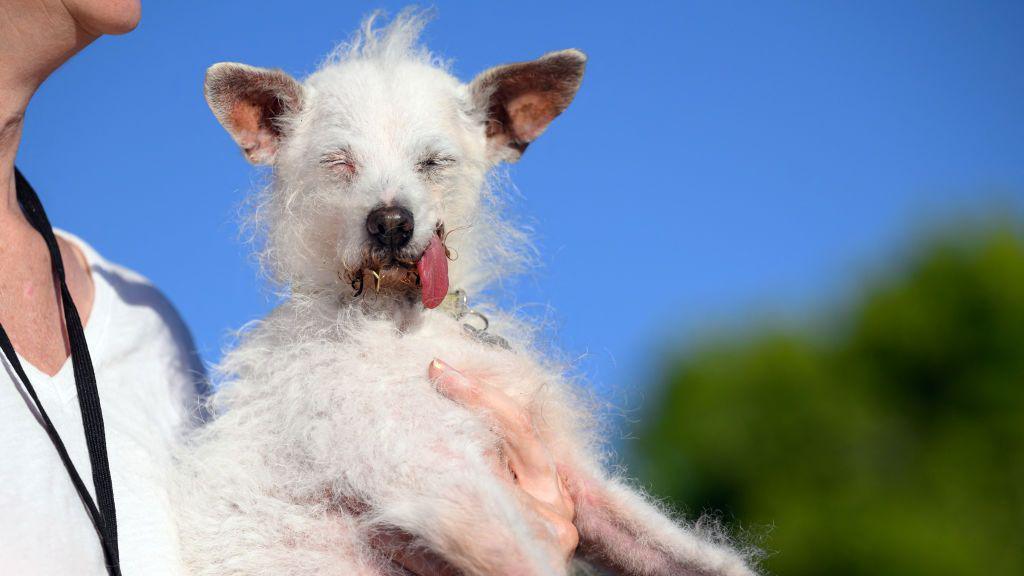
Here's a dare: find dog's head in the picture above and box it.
[205,12,584,311]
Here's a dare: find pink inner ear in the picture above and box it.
[230,100,278,163]
[507,92,558,143]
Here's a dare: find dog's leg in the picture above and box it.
[563,463,757,576]
[175,455,385,576]
[178,495,385,576]
[180,508,383,576]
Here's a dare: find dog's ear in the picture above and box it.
[204,62,304,165]
[470,49,586,163]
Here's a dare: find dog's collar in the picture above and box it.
[438,289,510,350]
[438,289,477,324]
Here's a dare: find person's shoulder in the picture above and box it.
[57,230,207,385]
[57,230,175,321]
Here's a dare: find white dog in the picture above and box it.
[174,10,756,576]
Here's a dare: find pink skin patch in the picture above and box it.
[416,235,449,309]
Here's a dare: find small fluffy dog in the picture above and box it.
[174,11,756,576]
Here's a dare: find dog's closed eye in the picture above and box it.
[416,152,457,174]
[321,150,357,177]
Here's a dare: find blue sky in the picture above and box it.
[18,1,1023,411]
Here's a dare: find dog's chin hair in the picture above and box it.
[350,267,420,305]
[342,246,422,304]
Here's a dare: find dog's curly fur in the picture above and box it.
[173,9,757,576]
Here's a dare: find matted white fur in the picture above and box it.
[173,9,757,576]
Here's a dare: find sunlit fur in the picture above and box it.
[173,10,757,576]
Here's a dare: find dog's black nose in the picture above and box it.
[366,205,414,249]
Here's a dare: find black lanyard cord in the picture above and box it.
[0,168,121,575]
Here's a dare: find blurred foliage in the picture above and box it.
[632,223,1024,576]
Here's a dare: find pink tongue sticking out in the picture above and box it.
[417,235,449,309]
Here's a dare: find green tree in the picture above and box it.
[632,224,1024,576]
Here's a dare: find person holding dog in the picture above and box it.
[0,1,577,574]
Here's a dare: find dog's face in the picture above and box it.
[205,38,584,310]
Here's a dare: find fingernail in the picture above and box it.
[430,358,469,396]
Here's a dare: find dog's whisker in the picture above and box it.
[442,224,471,245]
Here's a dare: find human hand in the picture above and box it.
[380,358,579,575]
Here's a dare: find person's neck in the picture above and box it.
[0,0,96,228]
[0,85,30,226]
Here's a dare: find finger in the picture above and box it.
[532,498,580,562]
[427,359,577,563]
[429,358,568,513]
[429,358,548,475]
[429,359,532,438]
[515,460,576,527]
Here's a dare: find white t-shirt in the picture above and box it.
[0,231,204,575]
